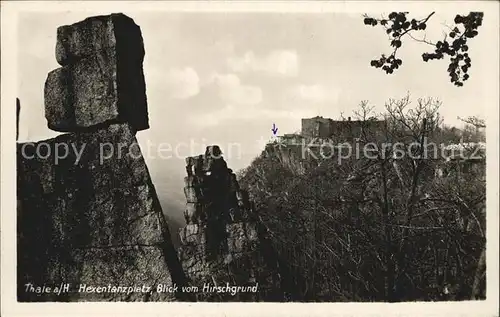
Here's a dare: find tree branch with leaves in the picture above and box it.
[363,12,484,86]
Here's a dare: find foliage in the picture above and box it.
[238,95,486,301]
[363,12,484,86]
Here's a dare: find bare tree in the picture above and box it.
[238,94,486,301]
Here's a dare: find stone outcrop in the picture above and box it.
[177,146,292,301]
[45,13,148,132]
[18,12,300,303]
[17,14,184,302]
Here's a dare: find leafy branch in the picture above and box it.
[363,12,484,86]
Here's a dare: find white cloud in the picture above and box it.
[289,84,341,103]
[164,67,200,99]
[297,85,327,102]
[227,50,299,77]
[210,73,262,106]
[189,104,315,128]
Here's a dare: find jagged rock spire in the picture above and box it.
[178,146,286,301]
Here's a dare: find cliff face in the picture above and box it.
[17,14,185,302]
[17,124,186,301]
[264,143,310,175]
[177,146,293,301]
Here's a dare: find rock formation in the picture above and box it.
[17,13,185,302]
[177,146,294,301]
[17,12,299,303]
[45,13,148,132]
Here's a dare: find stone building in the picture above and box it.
[301,116,386,140]
[276,133,305,145]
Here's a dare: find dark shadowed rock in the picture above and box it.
[177,147,292,301]
[17,123,185,301]
[69,246,174,301]
[45,57,118,131]
[46,13,148,132]
[18,13,190,303]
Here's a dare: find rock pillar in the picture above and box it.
[178,146,286,301]
[17,13,185,302]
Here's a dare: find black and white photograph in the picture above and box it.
[1,1,499,316]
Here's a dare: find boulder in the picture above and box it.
[55,13,144,67]
[45,13,148,132]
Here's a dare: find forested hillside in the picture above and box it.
[238,96,486,302]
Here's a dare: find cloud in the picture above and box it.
[189,104,316,128]
[296,84,327,102]
[189,71,310,127]
[227,50,299,77]
[164,67,200,99]
[210,73,262,106]
[289,84,341,103]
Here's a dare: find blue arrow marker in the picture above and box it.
[271,123,278,135]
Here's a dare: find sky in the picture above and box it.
[16,9,495,222]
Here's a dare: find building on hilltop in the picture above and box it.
[301,116,386,140]
[276,133,305,145]
[301,116,334,138]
